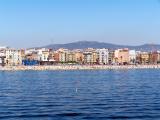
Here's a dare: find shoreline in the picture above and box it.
[0,65,160,71]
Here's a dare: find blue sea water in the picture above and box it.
[0,69,160,120]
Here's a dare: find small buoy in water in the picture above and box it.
[76,88,78,93]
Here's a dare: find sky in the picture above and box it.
[0,0,160,48]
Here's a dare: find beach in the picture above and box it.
[0,65,160,71]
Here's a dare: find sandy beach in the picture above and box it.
[0,65,160,71]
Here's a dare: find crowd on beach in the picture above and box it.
[1,64,160,71]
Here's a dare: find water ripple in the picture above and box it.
[0,70,160,119]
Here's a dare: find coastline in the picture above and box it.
[0,65,160,71]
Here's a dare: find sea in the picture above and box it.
[0,69,160,120]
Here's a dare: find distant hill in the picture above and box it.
[41,41,160,51]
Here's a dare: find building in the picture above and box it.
[157,51,160,64]
[74,50,84,64]
[58,48,69,63]
[59,52,66,63]
[108,50,115,64]
[0,47,7,66]
[139,52,149,64]
[3,45,160,66]
[96,48,109,65]
[114,48,129,65]
[37,48,50,61]
[129,50,136,64]
[92,51,98,64]
[66,51,76,63]
[83,48,98,64]
[149,51,158,64]
[25,48,37,55]
[25,52,39,60]
[83,51,92,64]
[37,48,56,65]
[53,51,60,63]
[5,49,25,66]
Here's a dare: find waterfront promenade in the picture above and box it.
[0,65,160,71]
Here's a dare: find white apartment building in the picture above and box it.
[25,48,37,55]
[129,50,136,64]
[96,48,109,64]
[37,48,50,61]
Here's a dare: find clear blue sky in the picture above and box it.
[0,0,160,48]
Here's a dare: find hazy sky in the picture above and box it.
[0,0,160,48]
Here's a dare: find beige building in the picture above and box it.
[139,52,150,64]
[57,48,69,63]
[66,51,76,62]
[83,48,98,64]
[75,51,84,63]
[114,48,129,64]
[108,50,115,64]
[5,49,25,66]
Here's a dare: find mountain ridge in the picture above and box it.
[40,41,160,51]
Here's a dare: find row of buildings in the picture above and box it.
[0,46,160,66]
